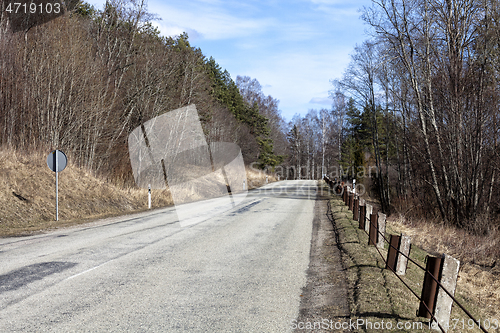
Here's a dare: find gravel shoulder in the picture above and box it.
[294,183,350,332]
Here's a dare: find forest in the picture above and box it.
[0,0,286,184]
[2,0,500,234]
[318,0,500,234]
[284,0,500,235]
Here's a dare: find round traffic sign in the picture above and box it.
[47,150,67,172]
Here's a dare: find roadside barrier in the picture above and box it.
[323,176,489,333]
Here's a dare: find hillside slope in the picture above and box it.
[0,149,275,237]
[0,149,172,236]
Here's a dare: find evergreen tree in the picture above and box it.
[205,58,283,169]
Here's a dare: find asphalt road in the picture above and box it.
[0,180,317,332]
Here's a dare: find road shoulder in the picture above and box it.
[293,183,350,332]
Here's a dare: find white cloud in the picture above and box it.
[279,23,320,41]
[240,48,350,119]
[148,2,276,40]
[86,0,370,121]
[152,21,203,40]
[152,24,184,38]
[305,0,363,19]
[309,97,332,105]
[309,0,344,3]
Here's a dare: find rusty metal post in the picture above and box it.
[368,210,378,246]
[386,234,412,275]
[353,197,359,221]
[358,198,365,217]
[359,202,366,230]
[418,256,443,319]
[386,234,401,272]
[376,212,386,249]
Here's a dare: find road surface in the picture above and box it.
[0,180,317,332]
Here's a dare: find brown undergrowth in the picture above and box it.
[334,186,497,332]
[246,167,278,189]
[386,212,500,323]
[0,148,173,236]
[0,148,276,237]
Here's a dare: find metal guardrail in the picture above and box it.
[323,176,489,333]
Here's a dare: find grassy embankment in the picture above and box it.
[328,186,498,332]
[0,148,275,237]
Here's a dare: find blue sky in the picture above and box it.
[86,0,373,121]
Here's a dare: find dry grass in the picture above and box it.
[245,167,278,189]
[329,189,494,332]
[0,148,173,236]
[0,148,277,237]
[387,213,500,322]
[359,193,500,324]
[329,194,429,332]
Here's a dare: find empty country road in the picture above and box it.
[0,180,318,332]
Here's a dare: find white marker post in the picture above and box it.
[148,184,151,209]
[353,179,356,194]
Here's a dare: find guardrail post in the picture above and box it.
[432,254,460,332]
[418,255,443,319]
[348,193,354,211]
[386,234,400,272]
[353,197,359,221]
[365,204,372,233]
[396,234,411,275]
[358,199,365,230]
[376,212,386,249]
[385,233,411,275]
[368,209,378,246]
[336,182,342,195]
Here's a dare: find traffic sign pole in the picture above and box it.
[56,154,59,221]
[47,150,67,221]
